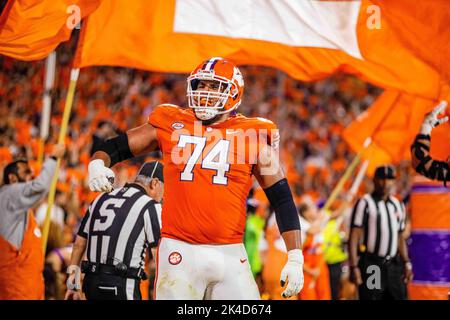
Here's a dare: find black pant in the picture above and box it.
[83,273,142,300]
[358,253,407,300]
[327,262,343,300]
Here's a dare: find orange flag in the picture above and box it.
[342,89,450,174]
[0,0,100,60]
[371,0,450,85]
[74,0,445,100]
[340,0,450,171]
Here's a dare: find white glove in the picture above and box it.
[420,101,448,135]
[88,159,115,192]
[280,249,304,298]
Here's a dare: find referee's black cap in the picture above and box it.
[374,165,396,180]
[136,161,164,183]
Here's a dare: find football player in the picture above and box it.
[88,57,304,299]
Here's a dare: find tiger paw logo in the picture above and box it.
[168,252,182,265]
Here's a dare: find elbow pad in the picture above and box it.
[263,178,300,233]
[97,133,134,167]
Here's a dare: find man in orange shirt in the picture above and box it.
[88,58,304,300]
[0,144,65,299]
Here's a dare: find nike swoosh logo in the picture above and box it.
[226,129,240,135]
[240,258,247,263]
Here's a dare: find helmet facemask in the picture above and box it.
[187,70,239,121]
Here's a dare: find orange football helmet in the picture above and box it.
[187,57,244,121]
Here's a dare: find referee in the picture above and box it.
[65,161,164,300]
[348,165,413,300]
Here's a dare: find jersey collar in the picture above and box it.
[124,182,147,195]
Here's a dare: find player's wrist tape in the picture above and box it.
[263,178,300,233]
[98,133,134,167]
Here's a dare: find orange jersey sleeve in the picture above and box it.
[148,104,181,129]
[148,104,182,153]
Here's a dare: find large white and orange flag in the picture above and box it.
[0,0,100,60]
[74,0,448,100]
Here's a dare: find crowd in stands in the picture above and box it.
[0,37,413,299]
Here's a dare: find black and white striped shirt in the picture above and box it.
[78,183,161,269]
[350,193,406,258]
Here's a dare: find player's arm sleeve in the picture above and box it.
[263,179,301,233]
[256,124,299,234]
[97,133,134,167]
[77,208,91,239]
[144,202,162,247]
[411,134,450,186]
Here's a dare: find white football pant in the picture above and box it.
[155,237,260,300]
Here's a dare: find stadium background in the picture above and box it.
[1,0,449,300]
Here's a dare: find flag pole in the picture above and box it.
[347,159,369,201]
[41,68,80,253]
[319,158,370,232]
[322,137,371,212]
[38,52,56,169]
